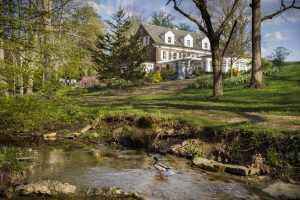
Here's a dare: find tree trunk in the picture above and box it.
[19,74,24,95]
[26,0,34,95]
[250,0,263,88]
[19,53,24,95]
[211,43,223,97]
[0,48,9,96]
[230,57,234,79]
[43,0,52,81]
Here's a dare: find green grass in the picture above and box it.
[82,62,300,131]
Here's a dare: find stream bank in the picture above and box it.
[1,115,299,199]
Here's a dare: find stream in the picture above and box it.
[16,144,264,200]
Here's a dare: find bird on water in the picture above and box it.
[153,156,174,176]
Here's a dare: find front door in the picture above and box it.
[177,61,186,80]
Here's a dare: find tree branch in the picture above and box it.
[261,0,300,22]
[166,0,208,36]
[193,0,214,35]
[217,0,240,36]
[222,20,237,58]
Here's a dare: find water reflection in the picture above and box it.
[19,145,260,200]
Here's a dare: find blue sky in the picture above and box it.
[89,0,300,61]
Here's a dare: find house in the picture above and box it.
[137,23,250,78]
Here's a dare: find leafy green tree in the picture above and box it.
[267,46,291,66]
[0,1,102,96]
[92,8,148,82]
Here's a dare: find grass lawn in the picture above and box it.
[82,62,300,131]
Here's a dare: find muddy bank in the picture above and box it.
[1,115,299,182]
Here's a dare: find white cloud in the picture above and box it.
[264,31,287,42]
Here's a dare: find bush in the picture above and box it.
[189,75,213,89]
[226,68,240,78]
[261,59,279,76]
[79,76,99,88]
[190,63,278,89]
[266,148,281,167]
[105,79,145,89]
[224,74,251,86]
[160,69,176,80]
[0,90,93,133]
[194,68,206,76]
[153,71,163,83]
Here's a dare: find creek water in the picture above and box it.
[17,144,263,200]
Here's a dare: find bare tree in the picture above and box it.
[220,0,250,78]
[250,0,300,88]
[167,0,240,97]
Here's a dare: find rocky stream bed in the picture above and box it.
[0,116,299,199]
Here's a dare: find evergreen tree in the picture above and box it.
[151,11,174,28]
[92,8,148,81]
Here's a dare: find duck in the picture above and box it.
[153,157,174,176]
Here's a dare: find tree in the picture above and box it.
[220,0,250,78]
[0,0,102,96]
[177,23,194,32]
[92,8,148,82]
[267,46,291,66]
[250,0,300,88]
[151,11,175,28]
[167,0,240,97]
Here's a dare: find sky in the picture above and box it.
[88,0,300,61]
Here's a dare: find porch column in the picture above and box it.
[187,59,192,75]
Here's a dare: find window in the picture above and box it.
[143,36,150,45]
[204,42,208,49]
[162,51,167,60]
[173,52,177,59]
[168,37,172,43]
[240,61,246,71]
[187,40,191,47]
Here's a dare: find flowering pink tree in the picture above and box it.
[78,76,99,88]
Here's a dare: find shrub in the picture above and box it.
[160,69,176,79]
[0,91,93,133]
[224,73,251,86]
[153,71,163,83]
[194,68,206,76]
[266,148,281,167]
[261,58,279,76]
[79,76,99,88]
[189,75,213,89]
[226,68,240,78]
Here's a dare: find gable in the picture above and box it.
[139,23,207,50]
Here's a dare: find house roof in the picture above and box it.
[140,23,207,50]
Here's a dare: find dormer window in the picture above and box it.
[183,34,193,48]
[163,31,175,45]
[201,37,210,50]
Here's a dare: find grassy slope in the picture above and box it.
[83,62,300,131]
